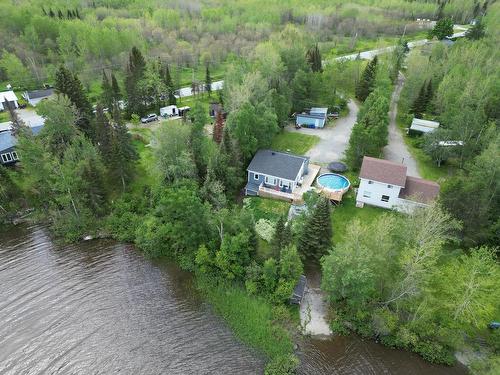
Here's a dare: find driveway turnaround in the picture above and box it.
[286,100,359,165]
[383,73,421,178]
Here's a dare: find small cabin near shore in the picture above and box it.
[290,275,307,305]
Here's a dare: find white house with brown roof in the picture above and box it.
[356,156,440,212]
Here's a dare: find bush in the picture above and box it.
[413,340,454,365]
[264,354,299,375]
[255,218,276,242]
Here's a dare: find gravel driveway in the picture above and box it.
[383,74,421,178]
[286,100,359,165]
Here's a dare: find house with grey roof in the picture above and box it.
[245,150,310,201]
[0,125,44,165]
[356,156,440,212]
[296,107,328,128]
[23,88,54,107]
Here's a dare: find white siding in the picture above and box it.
[356,178,402,209]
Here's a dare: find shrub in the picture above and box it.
[264,354,299,375]
[256,218,276,242]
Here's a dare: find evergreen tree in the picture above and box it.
[190,103,208,180]
[306,44,322,73]
[58,9,64,19]
[111,73,121,102]
[3,99,28,137]
[213,110,224,144]
[205,64,212,96]
[125,47,146,117]
[94,104,113,161]
[428,17,454,40]
[355,56,378,102]
[109,103,138,190]
[271,215,291,258]
[54,65,94,140]
[298,197,332,260]
[101,71,113,110]
[162,64,176,105]
[466,18,486,40]
[424,79,433,110]
[48,9,55,17]
[410,81,427,118]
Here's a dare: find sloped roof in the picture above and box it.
[247,149,308,181]
[25,88,54,99]
[399,176,440,203]
[359,156,407,186]
[310,107,328,117]
[0,90,18,102]
[410,118,439,133]
[0,125,44,152]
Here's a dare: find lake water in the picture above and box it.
[0,224,467,374]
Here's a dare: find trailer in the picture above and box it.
[160,105,179,117]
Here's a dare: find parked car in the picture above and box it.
[141,114,158,123]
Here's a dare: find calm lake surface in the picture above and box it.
[0,225,468,374]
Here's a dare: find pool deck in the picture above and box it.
[316,173,350,201]
[293,164,321,204]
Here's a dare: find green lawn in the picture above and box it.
[243,196,290,222]
[0,111,9,122]
[331,192,386,244]
[395,118,456,182]
[271,131,320,155]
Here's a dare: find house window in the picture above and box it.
[381,195,390,202]
[11,151,18,160]
[387,184,393,189]
[254,173,259,181]
[265,176,277,185]
[368,180,374,184]
[1,153,12,163]
[363,191,371,198]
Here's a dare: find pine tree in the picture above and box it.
[355,56,378,102]
[424,79,433,110]
[162,64,176,105]
[110,73,121,103]
[271,215,291,258]
[94,104,113,161]
[3,99,28,137]
[109,103,138,190]
[58,9,64,19]
[306,44,322,73]
[55,65,94,140]
[410,81,427,118]
[125,47,146,117]
[205,64,212,96]
[190,103,208,180]
[213,110,224,144]
[48,9,55,17]
[101,71,113,110]
[297,197,332,260]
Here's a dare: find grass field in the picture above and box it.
[271,131,320,155]
[331,192,386,245]
[244,196,290,222]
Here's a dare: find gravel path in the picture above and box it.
[286,100,360,165]
[383,73,421,178]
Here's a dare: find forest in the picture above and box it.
[0,0,499,374]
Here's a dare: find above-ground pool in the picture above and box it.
[317,173,351,200]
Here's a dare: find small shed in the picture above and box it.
[23,88,54,107]
[296,107,328,129]
[0,91,19,111]
[289,275,307,305]
[160,105,179,117]
[178,106,191,116]
[409,118,440,134]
